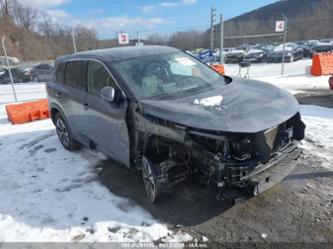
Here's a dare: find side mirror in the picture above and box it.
[100,86,115,102]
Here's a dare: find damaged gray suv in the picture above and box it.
[47,46,305,202]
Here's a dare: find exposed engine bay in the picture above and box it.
[134,111,305,202]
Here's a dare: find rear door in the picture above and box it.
[81,60,130,166]
[59,60,87,139]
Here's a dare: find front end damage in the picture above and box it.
[134,111,305,202]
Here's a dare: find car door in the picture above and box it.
[81,60,130,166]
[59,60,87,139]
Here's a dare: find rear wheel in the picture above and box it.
[142,156,161,203]
[55,112,81,151]
[33,75,39,82]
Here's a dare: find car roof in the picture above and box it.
[56,45,179,63]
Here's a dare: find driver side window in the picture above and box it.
[87,60,116,96]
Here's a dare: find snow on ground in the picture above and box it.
[0,105,191,242]
[300,105,333,170]
[224,58,330,94]
[255,75,330,95]
[0,82,46,104]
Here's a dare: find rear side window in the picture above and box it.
[87,60,117,96]
[40,64,51,70]
[55,63,66,83]
[64,60,87,89]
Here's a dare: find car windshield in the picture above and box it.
[113,51,227,99]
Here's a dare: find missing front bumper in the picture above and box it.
[248,146,302,195]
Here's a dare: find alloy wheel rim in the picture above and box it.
[56,118,70,147]
[142,157,156,202]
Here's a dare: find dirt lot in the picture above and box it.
[96,91,333,245]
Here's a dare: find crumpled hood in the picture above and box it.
[139,78,300,133]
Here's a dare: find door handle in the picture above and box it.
[55,92,62,98]
[84,103,89,110]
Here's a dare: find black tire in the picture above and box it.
[141,156,161,203]
[55,112,81,151]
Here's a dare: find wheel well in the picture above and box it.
[50,108,59,125]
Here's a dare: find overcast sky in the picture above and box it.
[18,0,277,38]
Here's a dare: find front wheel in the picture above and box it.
[55,112,81,151]
[142,156,161,203]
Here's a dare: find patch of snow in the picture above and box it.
[193,95,223,107]
[0,105,191,242]
[300,105,333,170]
[256,75,330,94]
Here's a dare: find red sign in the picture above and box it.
[118,33,129,45]
[275,21,285,32]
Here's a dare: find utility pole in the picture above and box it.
[72,30,77,53]
[210,7,217,51]
[219,14,224,64]
[136,31,141,46]
[281,14,288,75]
[2,36,17,102]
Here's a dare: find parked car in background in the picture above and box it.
[244,48,265,63]
[224,48,246,63]
[244,47,267,63]
[266,43,303,63]
[0,67,31,84]
[319,38,333,43]
[253,44,275,54]
[30,63,53,82]
[300,40,319,57]
[47,46,305,202]
[311,42,333,56]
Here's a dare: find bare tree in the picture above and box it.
[74,25,98,51]
[0,0,9,17]
[10,0,37,31]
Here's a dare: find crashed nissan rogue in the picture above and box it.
[47,46,305,202]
